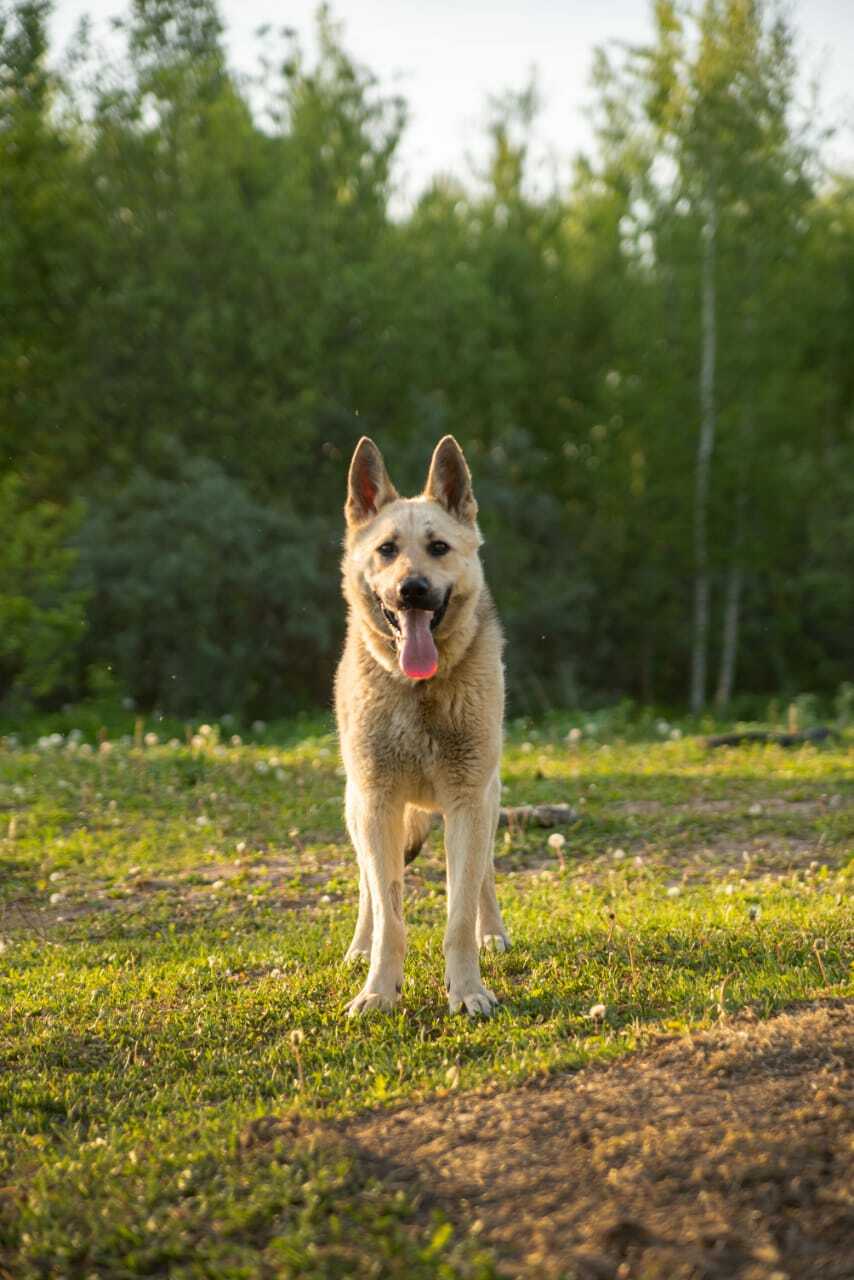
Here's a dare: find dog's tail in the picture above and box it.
[404,806,432,865]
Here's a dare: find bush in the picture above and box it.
[0,474,87,707]
[76,457,339,717]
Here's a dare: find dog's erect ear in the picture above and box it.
[346,437,398,526]
[424,436,477,525]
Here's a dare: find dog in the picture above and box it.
[335,435,510,1017]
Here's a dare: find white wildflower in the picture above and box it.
[666,884,681,897]
[547,833,566,851]
[143,732,158,747]
[588,1003,607,1020]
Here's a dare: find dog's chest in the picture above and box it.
[365,689,475,791]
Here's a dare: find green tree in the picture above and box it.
[0,474,87,703]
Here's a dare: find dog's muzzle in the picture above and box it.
[376,586,451,639]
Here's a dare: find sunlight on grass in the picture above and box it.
[1,711,851,1276]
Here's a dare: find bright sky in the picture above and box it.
[51,0,854,200]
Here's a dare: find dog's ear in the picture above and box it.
[424,436,478,525]
[346,437,398,526]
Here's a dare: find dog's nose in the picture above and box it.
[399,575,431,607]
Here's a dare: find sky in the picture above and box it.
[50,0,854,201]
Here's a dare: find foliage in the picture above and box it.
[0,0,852,712]
[0,474,87,704]
[76,456,337,716]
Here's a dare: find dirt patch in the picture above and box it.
[343,1002,854,1279]
[615,794,849,817]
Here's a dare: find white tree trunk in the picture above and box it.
[715,563,742,706]
[716,247,757,710]
[691,194,717,713]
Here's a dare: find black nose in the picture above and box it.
[399,575,431,607]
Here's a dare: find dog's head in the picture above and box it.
[342,436,485,681]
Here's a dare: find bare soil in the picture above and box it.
[342,1002,854,1279]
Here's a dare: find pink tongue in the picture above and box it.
[399,609,438,680]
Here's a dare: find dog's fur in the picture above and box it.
[335,435,510,1016]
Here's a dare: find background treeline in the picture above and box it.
[1,0,852,718]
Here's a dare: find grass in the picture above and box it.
[1,707,852,1277]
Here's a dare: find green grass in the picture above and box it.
[1,710,852,1277]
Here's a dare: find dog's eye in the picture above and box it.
[428,540,450,557]
[377,542,397,559]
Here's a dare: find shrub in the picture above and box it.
[0,473,87,706]
[76,456,338,717]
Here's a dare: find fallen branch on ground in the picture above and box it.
[498,803,580,828]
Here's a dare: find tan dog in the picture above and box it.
[335,435,510,1017]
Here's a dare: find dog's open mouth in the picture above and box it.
[377,589,451,681]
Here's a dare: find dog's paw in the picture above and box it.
[479,932,511,954]
[448,984,498,1017]
[343,944,370,966]
[345,987,400,1018]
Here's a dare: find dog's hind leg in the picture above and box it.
[478,859,511,953]
[473,772,510,953]
[403,805,432,866]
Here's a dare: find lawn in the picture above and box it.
[0,708,851,1278]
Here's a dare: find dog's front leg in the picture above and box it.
[344,797,406,1017]
[344,861,373,965]
[443,797,499,1017]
